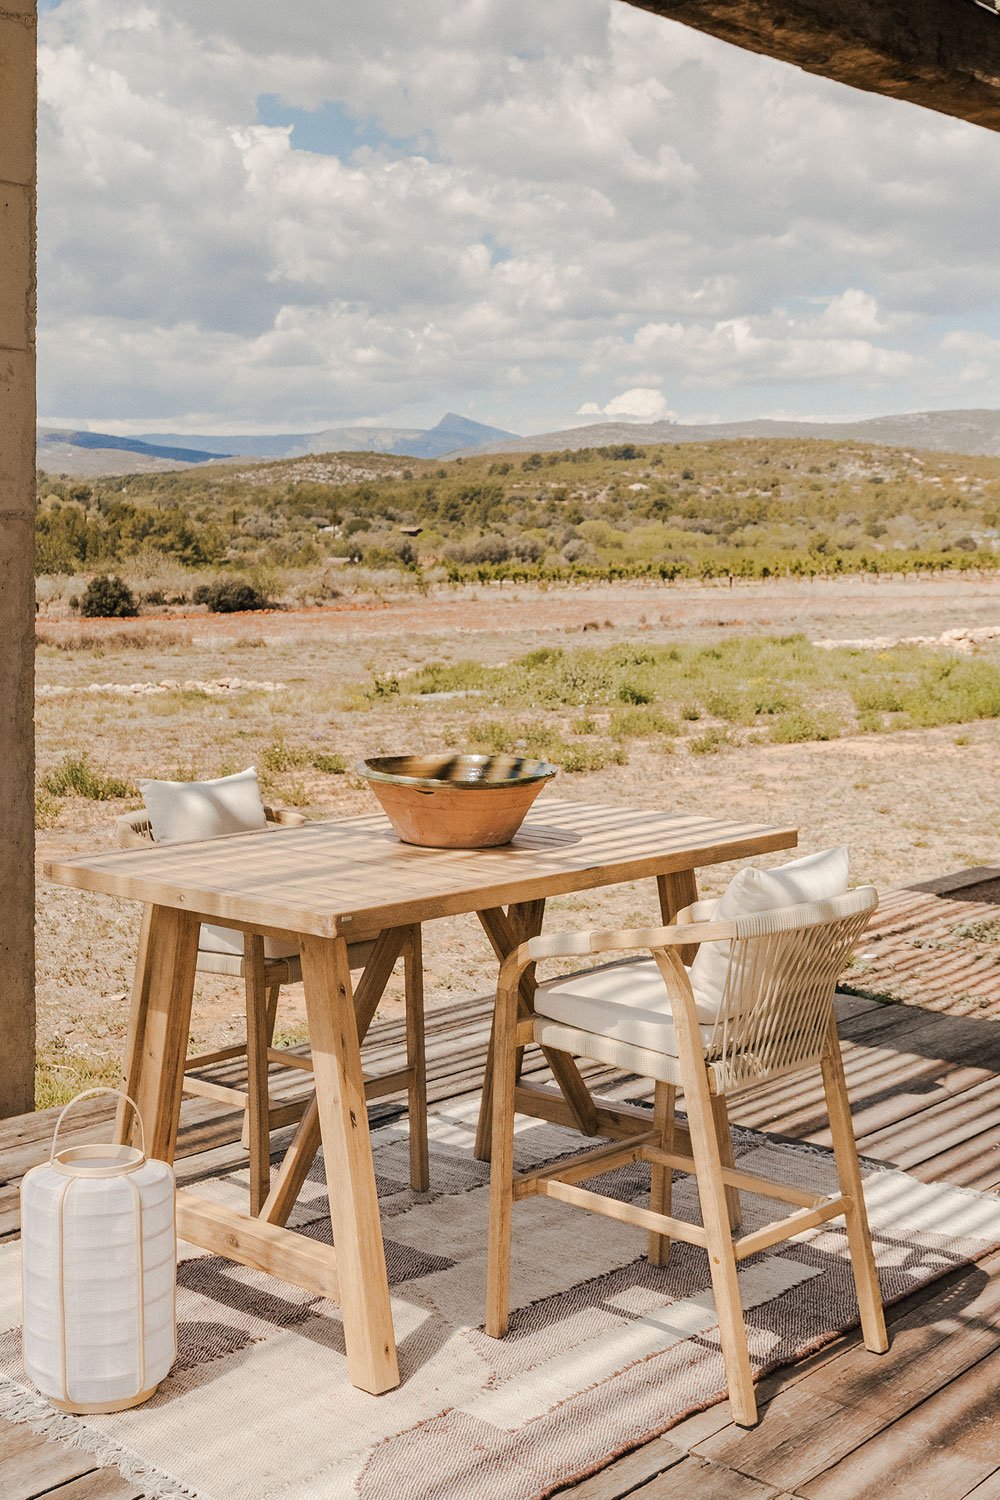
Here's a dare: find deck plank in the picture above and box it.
[5,882,1000,1500]
[692,1251,1000,1489]
[626,1453,786,1498]
[0,1416,104,1499]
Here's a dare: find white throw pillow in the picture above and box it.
[687,846,849,1018]
[138,767,298,960]
[139,767,268,844]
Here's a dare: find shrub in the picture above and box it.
[43,753,136,800]
[444,534,511,566]
[313,753,346,774]
[260,740,309,772]
[688,726,733,755]
[767,709,841,744]
[79,574,138,618]
[617,681,653,706]
[608,706,678,739]
[34,788,59,829]
[192,578,269,613]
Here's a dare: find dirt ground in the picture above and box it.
[34,572,1000,1089]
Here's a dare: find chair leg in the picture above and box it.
[404,926,430,1192]
[821,1025,889,1355]
[241,981,282,1154]
[712,1093,742,1233]
[648,1081,675,1266]
[244,939,272,1216]
[686,1069,758,1427]
[264,980,281,1041]
[486,965,521,1338]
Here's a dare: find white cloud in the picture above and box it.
[35,0,1000,431]
[621,312,921,387]
[578,388,678,421]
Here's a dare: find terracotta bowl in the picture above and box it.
[358,753,558,848]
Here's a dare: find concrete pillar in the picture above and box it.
[0,1,36,1116]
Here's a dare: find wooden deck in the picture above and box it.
[4,874,1000,1498]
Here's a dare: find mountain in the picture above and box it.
[133,412,518,460]
[38,412,521,475]
[36,426,229,477]
[42,406,1000,479]
[449,408,1000,459]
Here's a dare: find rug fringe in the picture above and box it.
[0,1376,208,1500]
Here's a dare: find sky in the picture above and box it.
[36,0,1000,436]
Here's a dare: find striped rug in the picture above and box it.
[2,1095,999,1500]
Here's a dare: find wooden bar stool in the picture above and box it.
[114,807,429,1213]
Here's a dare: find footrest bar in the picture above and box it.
[175,1189,340,1300]
[514,1132,656,1200]
[537,1177,709,1247]
[734,1195,849,1260]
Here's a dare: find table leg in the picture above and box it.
[657,868,700,966]
[116,904,200,1162]
[244,934,272,1216]
[299,933,399,1395]
[262,926,405,1226]
[115,903,153,1142]
[475,902,598,1161]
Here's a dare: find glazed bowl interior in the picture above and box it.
[360,753,558,789]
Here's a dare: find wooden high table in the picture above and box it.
[45,799,796,1395]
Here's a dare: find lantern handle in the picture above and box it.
[50,1087,147,1163]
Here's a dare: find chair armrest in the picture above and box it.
[113,810,153,848]
[525,918,735,962]
[264,805,309,827]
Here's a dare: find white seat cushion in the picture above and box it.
[534,956,718,1056]
[139,766,268,843]
[687,845,849,1019]
[139,767,298,962]
[198,919,299,963]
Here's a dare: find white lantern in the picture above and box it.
[20,1088,177,1414]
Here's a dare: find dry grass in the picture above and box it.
[32,573,1000,1103]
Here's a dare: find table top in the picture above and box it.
[44,799,797,939]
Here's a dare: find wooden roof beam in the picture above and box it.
[623,0,1000,133]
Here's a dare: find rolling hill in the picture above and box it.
[450,408,1000,459]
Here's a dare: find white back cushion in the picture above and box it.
[139,767,267,844]
[138,768,298,960]
[688,846,850,1018]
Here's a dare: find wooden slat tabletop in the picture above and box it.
[43,799,797,938]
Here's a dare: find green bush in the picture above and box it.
[260,740,309,772]
[79,574,138,618]
[617,682,653,706]
[193,578,269,613]
[34,788,59,829]
[767,709,841,744]
[42,753,136,800]
[608,706,678,739]
[689,726,733,755]
[313,753,347,774]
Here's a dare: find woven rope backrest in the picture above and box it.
[704,886,877,1091]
